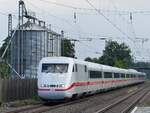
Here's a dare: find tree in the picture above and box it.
[0,37,10,78]
[0,37,10,61]
[85,40,133,68]
[100,41,133,68]
[61,39,75,58]
[114,59,128,68]
[0,63,9,78]
[130,62,150,79]
[85,57,93,62]
[85,57,99,63]
[131,62,150,68]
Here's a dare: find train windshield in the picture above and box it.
[42,63,68,73]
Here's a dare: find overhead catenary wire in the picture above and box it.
[1,0,148,61]
[78,41,103,56]
[40,0,144,61]
[0,8,18,20]
[85,0,135,42]
[1,1,150,17]
[0,11,17,20]
[25,0,78,33]
[110,0,131,24]
[0,11,8,16]
[128,12,142,61]
[26,0,86,43]
[33,0,150,17]
[26,0,150,43]
[85,0,146,61]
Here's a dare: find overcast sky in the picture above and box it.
[0,0,150,61]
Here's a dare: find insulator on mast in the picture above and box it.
[74,11,77,23]
[130,12,132,24]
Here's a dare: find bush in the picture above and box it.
[0,63,10,78]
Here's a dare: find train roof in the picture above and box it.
[40,57,146,75]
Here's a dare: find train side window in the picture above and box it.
[139,75,143,78]
[85,66,87,72]
[114,73,120,78]
[72,65,75,72]
[104,72,112,78]
[89,71,102,78]
[131,74,134,78]
[121,73,125,78]
[132,75,134,78]
[126,74,130,78]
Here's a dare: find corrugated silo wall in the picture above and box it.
[52,33,61,57]
[11,30,61,78]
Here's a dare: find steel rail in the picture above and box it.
[94,84,149,113]
[5,83,147,113]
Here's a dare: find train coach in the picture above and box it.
[37,57,146,100]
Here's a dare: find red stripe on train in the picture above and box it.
[38,79,143,91]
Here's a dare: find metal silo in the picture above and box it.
[11,21,62,78]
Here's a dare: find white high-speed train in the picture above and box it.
[37,57,146,100]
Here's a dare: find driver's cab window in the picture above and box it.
[72,64,78,72]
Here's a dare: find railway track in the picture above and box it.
[4,104,43,113]
[4,83,148,113]
[94,83,150,113]
[4,96,89,113]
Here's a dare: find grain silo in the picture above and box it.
[11,20,62,78]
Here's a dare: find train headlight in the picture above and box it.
[59,84,65,88]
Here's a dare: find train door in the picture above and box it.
[75,64,88,94]
[104,72,113,89]
[114,73,120,88]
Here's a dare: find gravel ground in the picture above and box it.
[99,85,150,113]
[138,89,150,107]
[1,83,147,113]
[0,99,42,113]
[43,83,146,113]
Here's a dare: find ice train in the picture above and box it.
[37,57,146,100]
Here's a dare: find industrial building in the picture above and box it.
[10,0,62,78]
[11,21,62,78]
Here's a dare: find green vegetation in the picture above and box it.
[61,39,75,58]
[0,37,10,61]
[85,40,133,68]
[0,36,149,78]
[0,63,9,78]
[32,94,42,101]
[131,62,150,68]
[0,37,10,78]
[85,40,150,78]
[0,37,76,78]
[131,62,150,79]
[0,99,41,108]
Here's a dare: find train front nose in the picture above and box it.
[38,89,66,100]
[38,62,72,100]
[38,74,71,100]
